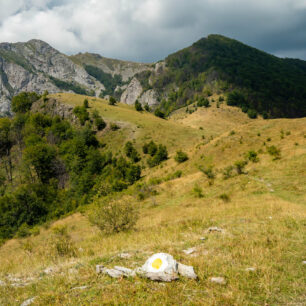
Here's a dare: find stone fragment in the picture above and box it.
[114,266,136,277]
[177,263,198,279]
[0,280,5,286]
[118,253,131,259]
[206,227,224,233]
[245,267,256,272]
[302,261,306,265]
[200,237,207,241]
[21,297,36,306]
[72,286,88,290]
[210,277,226,285]
[183,247,197,255]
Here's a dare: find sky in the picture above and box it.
[0,0,306,62]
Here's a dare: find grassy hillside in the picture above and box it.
[0,93,305,305]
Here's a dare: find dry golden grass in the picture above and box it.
[0,93,305,305]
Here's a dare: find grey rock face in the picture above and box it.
[120,77,143,105]
[139,89,159,107]
[0,39,103,115]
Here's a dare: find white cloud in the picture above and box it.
[0,0,305,61]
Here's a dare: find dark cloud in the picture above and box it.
[0,0,305,62]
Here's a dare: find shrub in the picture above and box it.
[247,109,258,119]
[147,144,168,168]
[143,140,158,156]
[234,160,248,174]
[197,97,209,107]
[12,92,40,113]
[193,185,204,198]
[135,100,143,111]
[227,90,247,106]
[109,96,117,105]
[50,225,77,257]
[124,141,141,162]
[90,198,138,234]
[83,99,89,108]
[219,96,225,102]
[154,108,165,119]
[223,165,234,179]
[219,193,230,202]
[92,109,106,131]
[144,103,150,112]
[199,165,215,179]
[246,150,259,163]
[73,106,89,125]
[110,123,120,131]
[174,150,189,163]
[267,145,281,160]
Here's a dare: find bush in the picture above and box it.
[50,225,77,257]
[143,140,158,156]
[267,145,281,160]
[246,150,259,163]
[12,92,40,113]
[110,123,120,131]
[73,106,89,125]
[234,160,248,174]
[223,165,234,179]
[174,150,189,163]
[83,99,89,108]
[92,109,106,131]
[90,198,138,234]
[227,90,247,107]
[219,96,225,102]
[193,185,204,198]
[147,144,168,168]
[154,108,165,119]
[197,97,209,107]
[247,109,258,119]
[219,193,230,202]
[135,100,143,111]
[124,141,141,162]
[109,96,117,105]
[144,104,150,111]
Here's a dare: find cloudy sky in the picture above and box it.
[0,0,306,62]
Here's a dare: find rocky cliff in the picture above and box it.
[0,40,104,114]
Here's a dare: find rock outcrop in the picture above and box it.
[0,39,103,115]
[120,77,143,105]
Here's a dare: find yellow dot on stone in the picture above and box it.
[152,258,162,270]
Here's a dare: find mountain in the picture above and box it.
[0,39,104,114]
[1,35,306,118]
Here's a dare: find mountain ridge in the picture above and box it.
[1,35,306,117]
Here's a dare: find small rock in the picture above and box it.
[302,261,306,265]
[72,286,88,290]
[118,253,131,259]
[177,263,198,279]
[245,267,256,272]
[114,266,136,277]
[0,280,5,286]
[183,247,197,255]
[206,227,224,233]
[21,297,36,306]
[11,283,26,288]
[210,277,226,285]
[268,216,273,220]
[78,248,84,252]
[43,267,58,274]
[200,237,207,241]
[270,189,274,193]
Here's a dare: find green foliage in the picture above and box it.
[267,145,281,160]
[0,106,142,240]
[193,184,204,198]
[154,108,166,119]
[90,198,138,234]
[73,106,89,125]
[92,109,106,131]
[124,141,141,162]
[234,160,248,174]
[110,123,120,130]
[143,140,158,156]
[83,99,89,108]
[219,193,230,202]
[246,150,259,163]
[223,165,234,179]
[144,103,150,112]
[50,76,90,95]
[12,92,40,113]
[51,225,77,257]
[199,165,215,180]
[197,97,209,107]
[247,109,258,119]
[135,100,143,111]
[147,144,168,168]
[109,96,117,105]
[85,65,123,97]
[174,150,189,163]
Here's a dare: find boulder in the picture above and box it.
[177,263,198,280]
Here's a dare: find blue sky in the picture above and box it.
[0,0,306,62]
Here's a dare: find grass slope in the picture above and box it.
[0,93,305,305]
